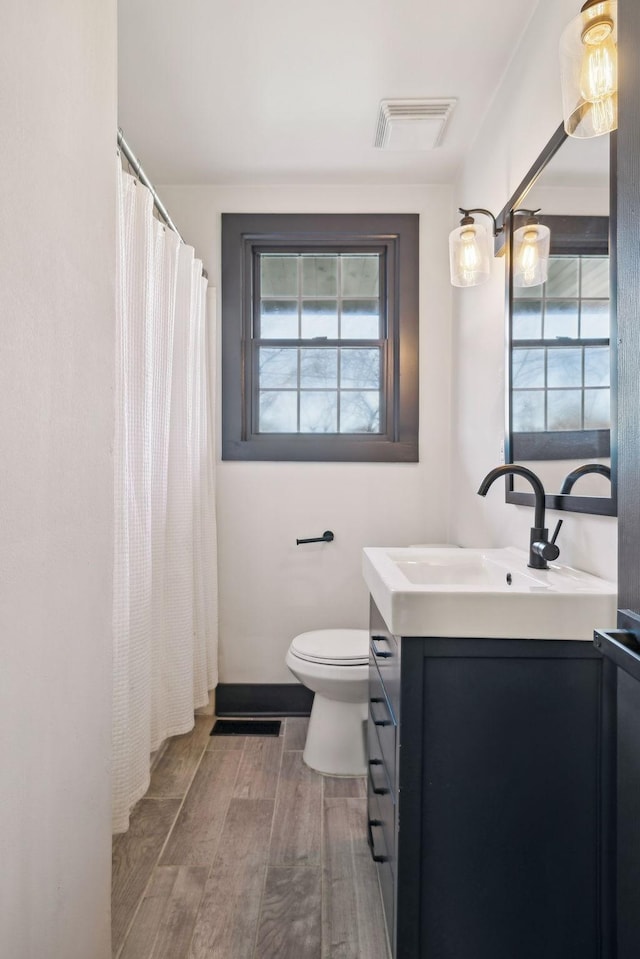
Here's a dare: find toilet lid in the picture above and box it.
[290,629,369,665]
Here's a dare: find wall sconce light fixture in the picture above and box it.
[512,209,551,288]
[448,208,502,288]
[560,0,618,138]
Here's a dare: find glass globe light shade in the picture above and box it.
[449,220,491,287]
[513,222,551,288]
[560,0,617,138]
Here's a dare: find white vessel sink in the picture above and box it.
[362,546,617,640]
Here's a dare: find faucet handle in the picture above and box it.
[550,519,563,546]
[532,520,562,565]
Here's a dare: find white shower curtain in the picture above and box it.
[112,161,218,833]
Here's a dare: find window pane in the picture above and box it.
[301,299,338,338]
[544,300,579,339]
[261,255,298,296]
[259,391,297,432]
[300,392,337,432]
[513,391,545,432]
[546,258,578,297]
[302,256,337,296]
[581,257,609,298]
[340,348,380,389]
[342,255,379,296]
[340,391,380,433]
[547,390,582,430]
[584,389,610,429]
[513,281,543,299]
[260,300,298,338]
[580,300,610,338]
[512,300,542,339]
[584,346,610,387]
[512,348,545,388]
[300,348,337,388]
[547,347,582,388]
[259,347,298,388]
[341,299,380,339]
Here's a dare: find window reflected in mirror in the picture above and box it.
[512,252,610,439]
[505,128,615,515]
[510,215,610,464]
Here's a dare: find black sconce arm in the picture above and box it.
[459,207,503,237]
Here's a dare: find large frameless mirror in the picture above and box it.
[504,126,616,516]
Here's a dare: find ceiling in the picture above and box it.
[118,0,540,186]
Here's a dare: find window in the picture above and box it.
[510,216,610,460]
[221,214,419,461]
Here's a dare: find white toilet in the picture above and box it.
[285,628,369,776]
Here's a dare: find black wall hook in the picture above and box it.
[296,530,334,545]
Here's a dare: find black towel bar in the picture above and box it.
[296,530,334,545]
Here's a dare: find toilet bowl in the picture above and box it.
[285,628,369,776]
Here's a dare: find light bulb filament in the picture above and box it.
[518,229,539,286]
[580,17,616,102]
[459,228,481,282]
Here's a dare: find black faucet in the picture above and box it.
[559,463,611,495]
[477,464,563,570]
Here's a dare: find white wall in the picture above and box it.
[163,184,453,682]
[0,4,116,957]
[450,0,617,581]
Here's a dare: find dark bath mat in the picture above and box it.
[210,719,282,737]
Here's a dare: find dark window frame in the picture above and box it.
[221,213,419,462]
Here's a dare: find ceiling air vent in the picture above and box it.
[374,98,457,150]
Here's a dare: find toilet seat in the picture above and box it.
[289,628,369,666]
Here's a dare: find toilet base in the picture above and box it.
[302,694,367,776]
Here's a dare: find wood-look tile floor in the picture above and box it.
[112,717,390,959]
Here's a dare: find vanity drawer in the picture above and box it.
[367,792,391,862]
[367,718,394,799]
[369,667,397,790]
[368,749,393,801]
[377,857,395,957]
[370,600,400,721]
[368,763,396,868]
[368,794,396,951]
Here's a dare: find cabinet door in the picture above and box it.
[414,642,605,959]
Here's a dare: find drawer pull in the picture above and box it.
[371,636,392,659]
[370,697,393,726]
[367,819,389,863]
[368,763,390,796]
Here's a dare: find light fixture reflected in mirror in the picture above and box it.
[560,0,618,138]
[449,208,501,288]
[512,209,551,288]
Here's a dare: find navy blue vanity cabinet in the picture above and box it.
[367,598,615,959]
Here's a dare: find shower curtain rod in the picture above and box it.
[117,128,185,242]
[117,129,208,279]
